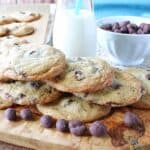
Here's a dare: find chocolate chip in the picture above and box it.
[64,99,74,107]
[112,22,120,31]
[5,108,17,121]
[143,24,150,34]
[5,93,12,99]
[101,24,112,31]
[20,11,26,14]
[74,70,85,81]
[69,120,84,128]
[40,115,53,128]
[5,80,16,84]
[139,23,145,29]
[14,43,20,47]
[128,27,136,34]
[29,51,36,55]
[29,13,35,16]
[30,81,44,89]
[20,109,33,120]
[89,121,107,137]
[137,29,143,34]
[124,112,142,129]
[146,74,150,80]
[18,93,26,99]
[114,29,121,33]
[120,26,128,33]
[19,71,27,78]
[70,125,86,136]
[127,24,138,30]
[56,119,69,132]
[119,21,130,27]
[112,81,121,89]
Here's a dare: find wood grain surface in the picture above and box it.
[0,107,149,150]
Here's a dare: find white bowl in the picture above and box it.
[97,16,150,66]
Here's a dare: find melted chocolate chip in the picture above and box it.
[146,74,150,80]
[5,93,12,99]
[74,70,85,81]
[14,43,20,47]
[30,81,44,89]
[64,99,74,107]
[89,121,107,137]
[19,71,27,78]
[56,119,69,132]
[29,51,36,55]
[124,112,143,130]
[18,93,26,99]
[111,82,121,89]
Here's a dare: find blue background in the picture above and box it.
[93,0,150,19]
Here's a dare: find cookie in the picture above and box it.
[0,36,28,47]
[47,57,114,93]
[5,23,34,37]
[0,96,13,109]
[0,43,66,81]
[126,68,150,109]
[11,11,41,22]
[74,70,142,107]
[0,26,8,37]
[0,16,16,25]
[37,96,111,122]
[0,81,61,105]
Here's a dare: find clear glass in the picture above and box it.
[52,0,97,57]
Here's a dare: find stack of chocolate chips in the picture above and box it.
[100,21,150,34]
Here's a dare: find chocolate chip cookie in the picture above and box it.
[0,26,8,37]
[126,68,150,109]
[5,23,34,37]
[0,36,28,47]
[0,96,13,109]
[74,70,142,107]
[37,96,111,122]
[11,11,41,22]
[0,16,16,25]
[0,43,66,81]
[47,57,114,93]
[0,81,61,105]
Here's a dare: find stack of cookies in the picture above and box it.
[0,36,66,109]
[0,36,149,137]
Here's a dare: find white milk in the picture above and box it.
[53,9,97,57]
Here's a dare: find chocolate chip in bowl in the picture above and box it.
[97,16,150,66]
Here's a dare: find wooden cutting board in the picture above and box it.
[0,107,149,150]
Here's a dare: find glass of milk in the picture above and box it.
[52,0,97,57]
